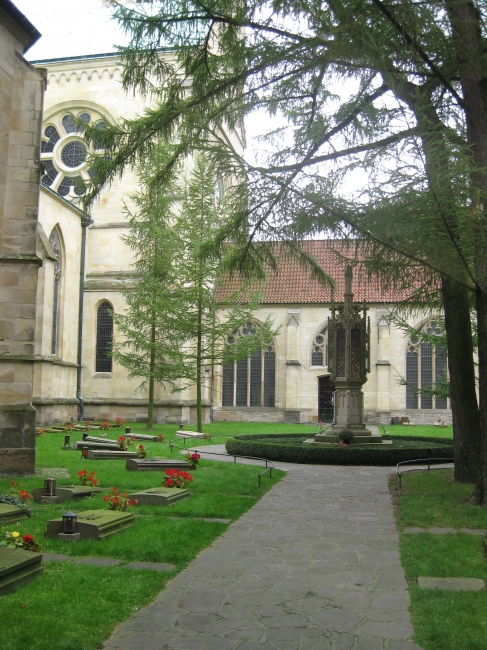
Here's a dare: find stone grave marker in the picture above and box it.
[32,486,104,503]
[126,458,190,471]
[73,440,119,451]
[45,509,135,540]
[86,450,138,460]
[176,431,207,439]
[0,503,30,524]
[122,433,160,442]
[0,547,43,595]
[127,486,190,506]
[84,436,118,444]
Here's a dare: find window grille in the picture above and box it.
[49,229,62,355]
[405,320,448,410]
[336,326,346,376]
[351,325,361,378]
[96,302,113,372]
[221,323,276,408]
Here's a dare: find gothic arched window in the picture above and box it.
[221,322,276,407]
[406,320,448,409]
[96,302,113,372]
[311,327,328,366]
[49,228,62,355]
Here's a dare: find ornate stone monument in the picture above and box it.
[312,266,382,445]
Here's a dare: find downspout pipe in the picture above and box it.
[77,214,93,421]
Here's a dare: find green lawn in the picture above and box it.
[0,425,286,650]
[391,469,487,650]
[381,424,453,439]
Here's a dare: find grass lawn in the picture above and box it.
[391,469,487,650]
[0,422,287,650]
[381,424,453,439]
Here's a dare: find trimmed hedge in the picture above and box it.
[225,433,454,466]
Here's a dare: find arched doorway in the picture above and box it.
[318,376,335,423]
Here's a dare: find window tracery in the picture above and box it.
[41,108,108,199]
[311,326,328,366]
[405,320,448,409]
[222,322,276,407]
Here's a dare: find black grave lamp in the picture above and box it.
[81,445,88,458]
[44,478,56,496]
[125,426,131,435]
[64,435,70,447]
[62,511,78,534]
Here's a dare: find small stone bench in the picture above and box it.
[126,458,191,471]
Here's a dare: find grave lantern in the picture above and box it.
[64,435,70,447]
[178,424,184,432]
[62,511,78,534]
[81,445,88,458]
[44,478,56,496]
[125,426,131,434]
[82,432,88,440]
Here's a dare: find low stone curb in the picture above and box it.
[403,527,486,535]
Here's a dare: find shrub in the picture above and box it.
[337,429,355,445]
[225,434,454,466]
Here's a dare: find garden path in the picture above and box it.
[102,452,423,650]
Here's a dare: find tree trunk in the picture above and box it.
[471,286,487,504]
[196,296,203,433]
[145,318,156,430]
[442,277,480,482]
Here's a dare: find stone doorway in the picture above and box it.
[318,376,335,423]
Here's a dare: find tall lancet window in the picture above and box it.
[49,228,62,355]
[96,302,113,372]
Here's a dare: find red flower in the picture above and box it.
[78,470,87,477]
[22,535,33,544]
[166,478,173,487]
[11,480,16,487]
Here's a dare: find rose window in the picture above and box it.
[41,110,107,198]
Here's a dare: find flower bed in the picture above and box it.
[225,434,454,466]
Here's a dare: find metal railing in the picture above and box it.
[397,457,454,488]
[168,441,275,487]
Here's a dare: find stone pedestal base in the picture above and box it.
[0,405,36,475]
[57,532,80,542]
[40,496,60,504]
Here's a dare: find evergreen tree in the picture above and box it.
[87,2,487,499]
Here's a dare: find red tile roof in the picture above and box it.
[215,240,419,304]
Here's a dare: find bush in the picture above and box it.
[225,434,454,466]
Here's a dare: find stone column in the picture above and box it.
[284,309,300,423]
[376,309,391,413]
[0,9,44,475]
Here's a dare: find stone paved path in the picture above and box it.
[103,459,422,650]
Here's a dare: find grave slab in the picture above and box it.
[42,553,72,562]
[0,503,30,524]
[45,509,135,540]
[72,557,120,566]
[126,458,190,471]
[123,561,175,571]
[32,486,104,503]
[418,577,485,591]
[0,547,43,595]
[122,433,160,442]
[73,441,119,451]
[86,450,138,460]
[176,432,208,439]
[83,436,117,444]
[127,487,190,506]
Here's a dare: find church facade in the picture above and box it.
[3,1,452,433]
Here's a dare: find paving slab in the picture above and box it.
[42,553,72,562]
[102,455,421,650]
[72,557,120,567]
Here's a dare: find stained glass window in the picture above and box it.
[405,320,448,410]
[49,228,62,355]
[41,126,60,153]
[61,141,87,168]
[311,327,328,366]
[221,324,276,408]
[96,302,113,373]
[42,159,58,186]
